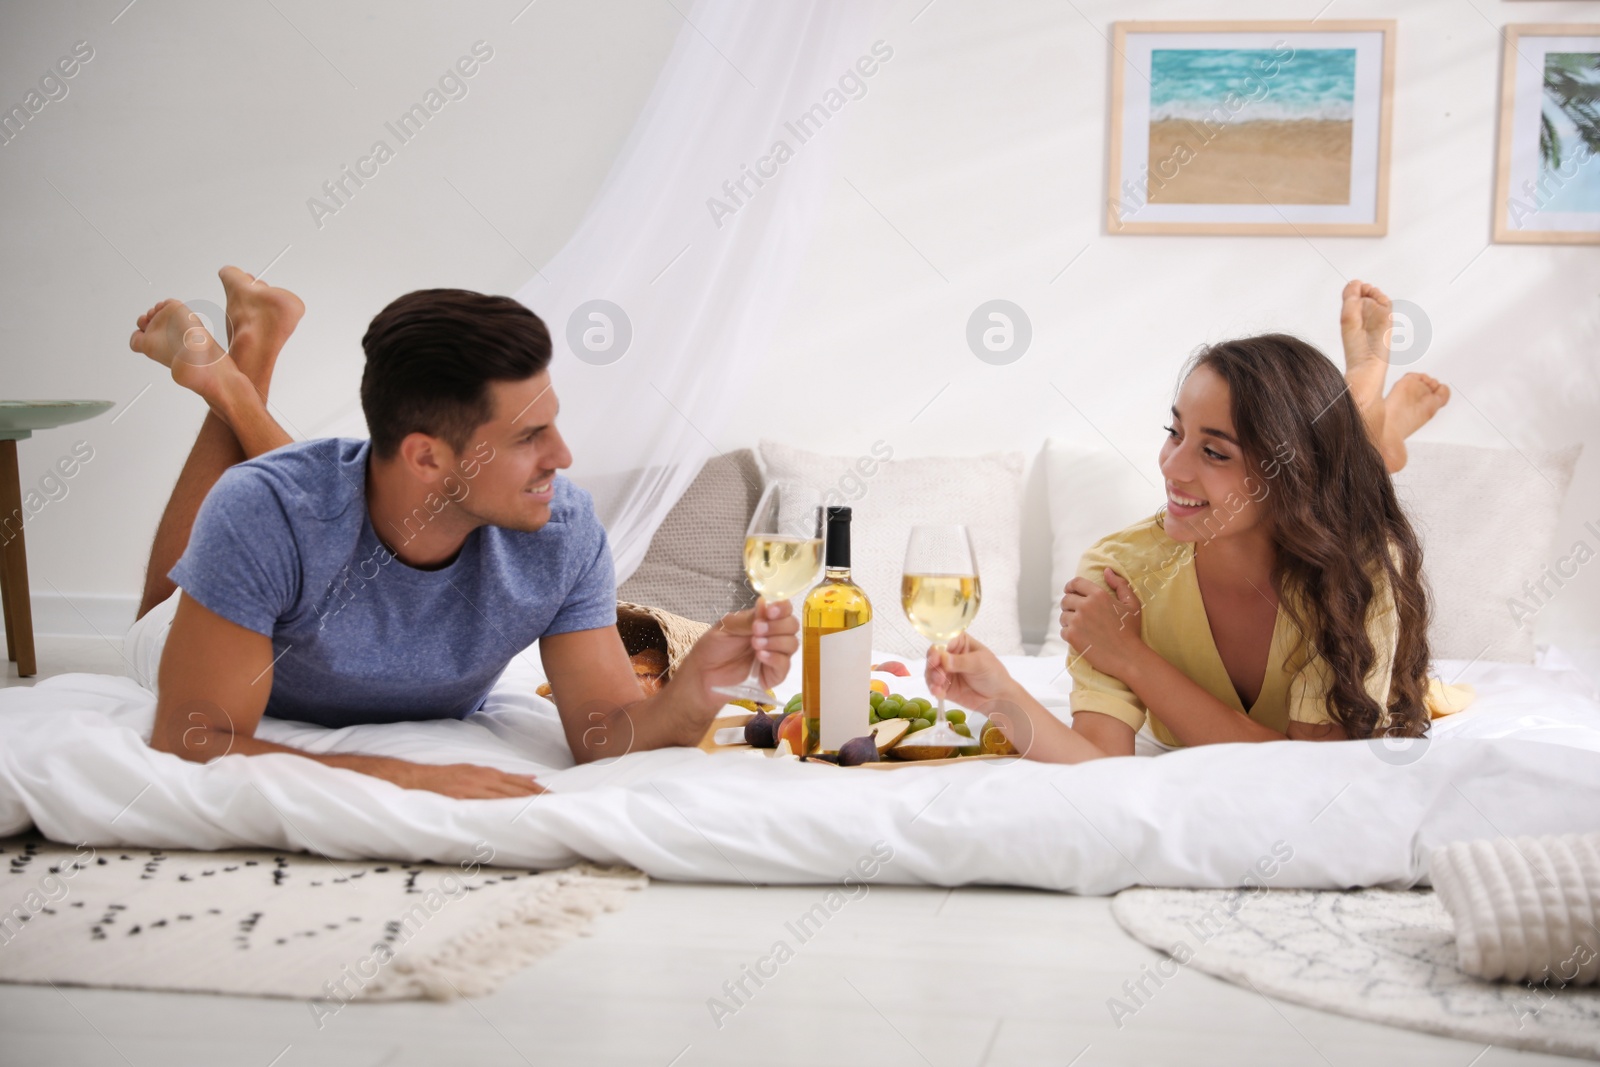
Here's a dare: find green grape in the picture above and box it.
[945,710,966,724]
[952,723,972,738]
[908,717,933,732]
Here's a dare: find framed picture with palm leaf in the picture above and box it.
[1494,24,1600,244]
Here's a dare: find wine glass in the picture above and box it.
[711,481,825,705]
[901,525,982,748]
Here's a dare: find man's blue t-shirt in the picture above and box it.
[167,437,617,728]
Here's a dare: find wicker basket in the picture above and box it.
[615,600,711,678]
[617,600,772,752]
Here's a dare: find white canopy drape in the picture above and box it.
[514,0,893,583]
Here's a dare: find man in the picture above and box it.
[125,267,796,799]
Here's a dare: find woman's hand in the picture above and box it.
[924,631,1015,710]
[1061,567,1145,679]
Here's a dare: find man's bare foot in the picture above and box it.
[1377,372,1450,472]
[1340,279,1393,443]
[218,265,305,394]
[129,299,246,401]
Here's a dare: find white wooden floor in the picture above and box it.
[1,637,1588,1067]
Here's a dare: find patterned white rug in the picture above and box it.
[0,836,645,1014]
[1112,886,1600,1060]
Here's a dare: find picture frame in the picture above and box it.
[1107,20,1396,236]
[1493,24,1600,244]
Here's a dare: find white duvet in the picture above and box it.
[3,648,1600,895]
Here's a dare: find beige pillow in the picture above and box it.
[757,439,1026,657]
[617,450,761,625]
[1394,441,1582,663]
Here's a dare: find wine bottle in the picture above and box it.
[802,506,873,754]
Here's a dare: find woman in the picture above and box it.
[929,282,1467,761]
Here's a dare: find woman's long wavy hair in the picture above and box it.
[1184,335,1431,739]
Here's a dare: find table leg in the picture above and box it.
[0,517,11,662]
[0,440,36,677]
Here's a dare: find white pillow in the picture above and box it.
[757,440,1026,657]
[1037,440,1164,659]
[1394,441,1582,664]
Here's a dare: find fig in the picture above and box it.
[744,710,778,748]
[838,735,879,767]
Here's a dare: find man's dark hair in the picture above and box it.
[360,289,552,460]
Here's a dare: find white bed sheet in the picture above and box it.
[1,647,1598,895]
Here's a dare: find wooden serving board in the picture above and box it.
[856,753,1011,769]
[697,709,757,753]
[699,705,1014,766]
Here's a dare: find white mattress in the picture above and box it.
[1,647,1597,894]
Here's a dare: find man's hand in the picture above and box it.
[674,598,800,705]
[540,600,797,760]
[376,760,545,799]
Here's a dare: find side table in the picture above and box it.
[1,400,113,676]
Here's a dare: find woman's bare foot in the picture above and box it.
[1377,373,1450,472]
[1340,279,1393,443]
[218,265,305,394]
[129,298,245,401]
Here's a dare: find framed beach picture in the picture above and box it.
[1107,21,1396,236]
[1493,25,1600,244]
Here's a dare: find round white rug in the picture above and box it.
[1112,886,1600,1060]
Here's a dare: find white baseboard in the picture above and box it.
[26,593,139,639]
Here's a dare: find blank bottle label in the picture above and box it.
[817,621,872,752]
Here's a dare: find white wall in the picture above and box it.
[4,0,1598,656]
[1,0,681,633]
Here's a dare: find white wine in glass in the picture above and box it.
[901,525,982,748]
[712,482,824,705]
[742,535,824,604]
[902,574,981,645]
